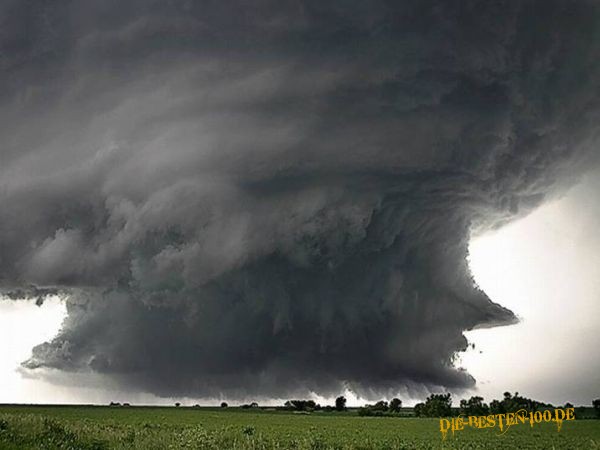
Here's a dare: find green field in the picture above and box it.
[0,405,598,449]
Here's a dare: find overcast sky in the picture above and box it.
[2,169,599,406]
[1,1,599,405]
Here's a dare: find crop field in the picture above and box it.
[0,405,599,450]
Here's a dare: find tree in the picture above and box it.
[389,398,402,413]
[488,392,552,414]
[459,396,489,416]
[413,403,425,417]
[335,396,347,411]
[419,393,452,417]
[221,402,228,408]
[489,399,504,414]
[593,399,600,418]
[175,402,181,407]
[359,400,396,417]
[284,400,318,411]
[371,400,388,412]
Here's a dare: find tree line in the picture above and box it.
[109,393,600,418]
[283,396,348,412]
[280,392,600,418]
[413,392,600,419]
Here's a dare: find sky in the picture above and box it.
[2,169,599,406]
[1,1,600,406]
[462,168,600,406]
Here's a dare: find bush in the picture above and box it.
[357,407,388,417]
[358,407,373,417]
[240,402,259,409]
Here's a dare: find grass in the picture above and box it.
[0,405,598,449]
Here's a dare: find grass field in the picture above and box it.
[0,405,599,449]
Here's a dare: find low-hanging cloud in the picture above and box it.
[1,0,600,399]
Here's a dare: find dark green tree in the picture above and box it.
[413,403,425,417]
[459,396,489,416]
[489,399,504,414]
[284,400,318,411]
[426,393,452,417]
[416,394,452,417]
[389,398,402,413]
[487,392,553,415]
[372,400,388,412]
[335,396,347,411]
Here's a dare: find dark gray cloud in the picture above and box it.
[1,0,600,399]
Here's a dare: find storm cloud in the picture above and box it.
[1,0,600,398]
